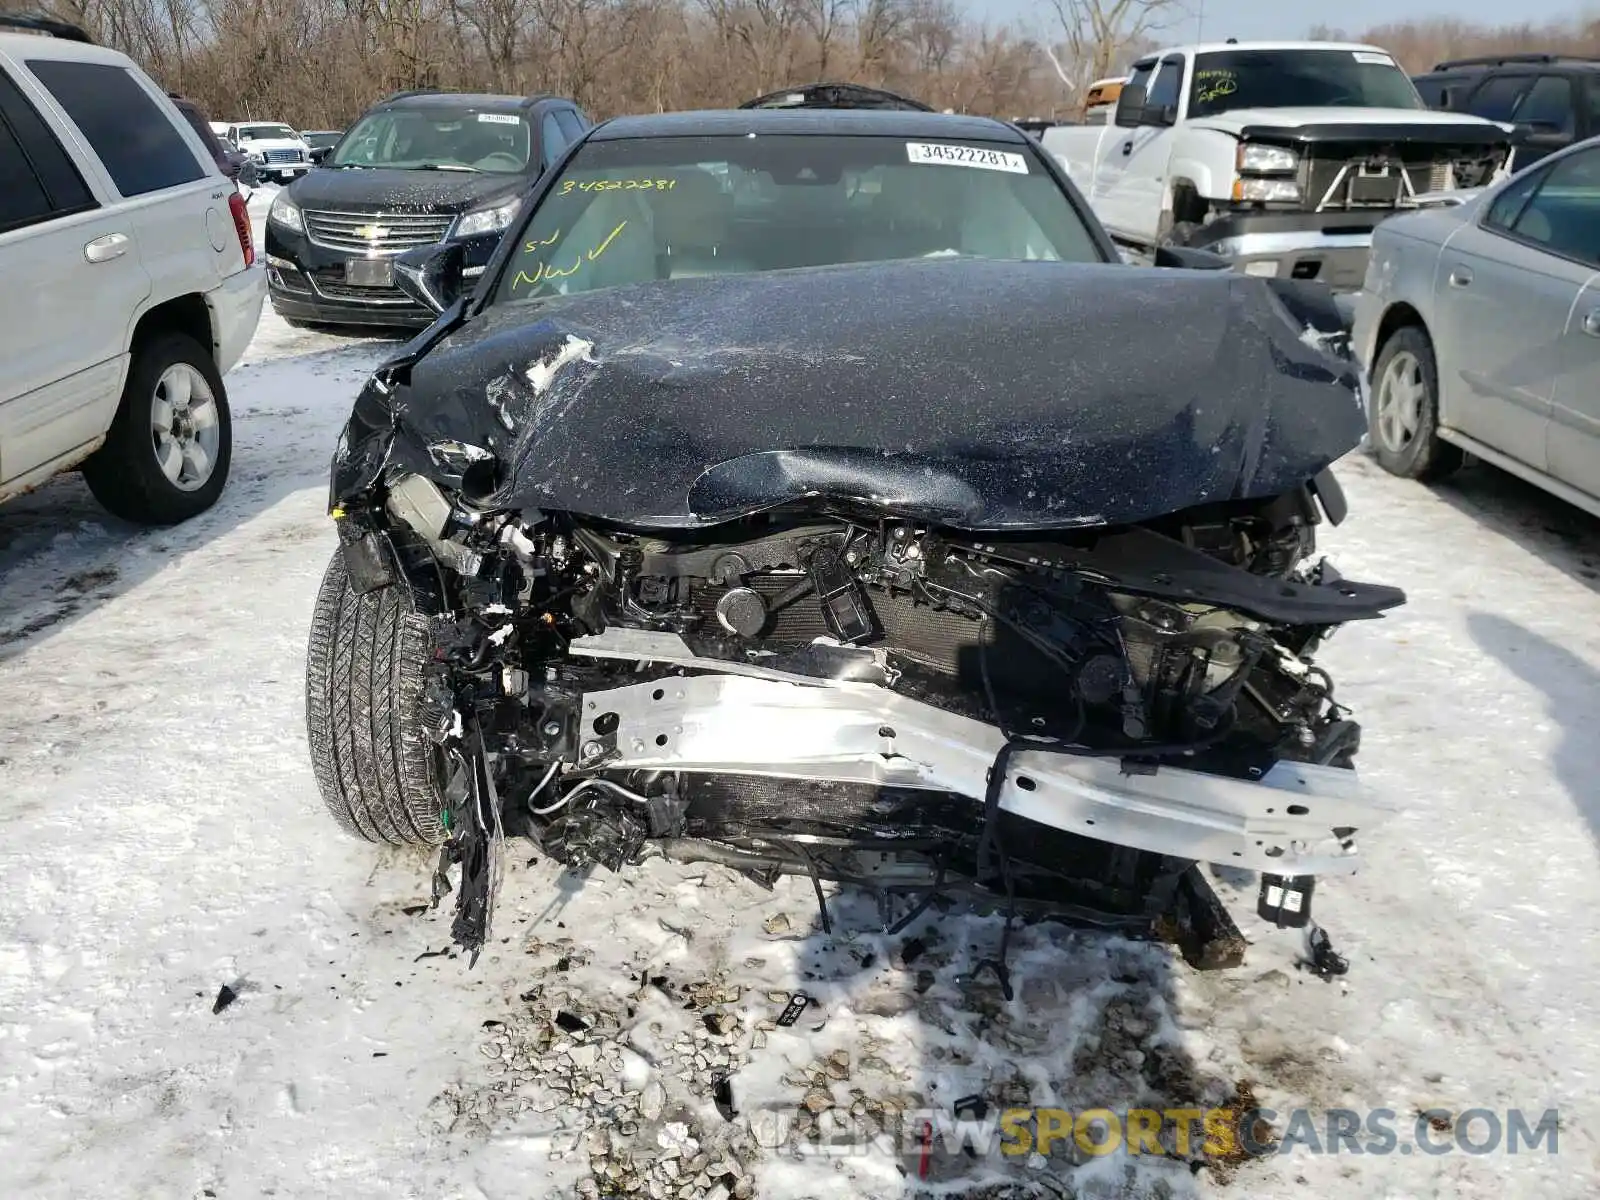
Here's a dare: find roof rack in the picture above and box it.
[383,87,444,102]
[1431,52,1600,70]
[740,82,932,112]
[0,13,94,42]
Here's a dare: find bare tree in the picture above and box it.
[1043,0,1181,93]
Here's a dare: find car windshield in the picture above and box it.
[237,124,297,141]
[329,107,530,172]
[492,132,1104,305]
[1188,49,1424,118]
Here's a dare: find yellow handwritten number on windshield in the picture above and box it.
[556,178,677,197]
[1195,70,1237,104]
[511,220,630,291]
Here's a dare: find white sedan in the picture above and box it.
[1352,135,1600,517]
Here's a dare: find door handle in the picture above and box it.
[1448,266,1473,288]
[83,233,130,263]
[1582,309,1600,338]
[1121,141,1133,155]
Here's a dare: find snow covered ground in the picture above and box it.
[1,190,1598,1199]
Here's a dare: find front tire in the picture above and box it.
[1369,325,1463,481]
[83,332,232,525]
[305,547,447,846]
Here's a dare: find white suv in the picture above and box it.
[0,18,265,524]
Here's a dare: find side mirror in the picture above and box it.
[394,241,466,314]
[1114,84,1147,128]
[309,145,332,164]
[1153,244,1230,270]
[1145,103,1178,127]
[1512,119,1560,139]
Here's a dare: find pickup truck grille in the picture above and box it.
[1302,145,1502,212]
[1304,155,1436,211]
[303,209,455,254]
[263,148,304,165]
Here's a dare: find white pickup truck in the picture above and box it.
[1042,41,1514,291]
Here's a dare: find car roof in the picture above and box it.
[1419,54,1600,76]
[588,109,1029,143]
[379,91,560,112]
[0,29,136,66]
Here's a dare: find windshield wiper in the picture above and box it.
[415,163,481,173]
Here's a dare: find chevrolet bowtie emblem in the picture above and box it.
[353,224,389,241]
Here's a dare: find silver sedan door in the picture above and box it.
[1538,146,1600,504]
[1430,159,1596,474]
[1549,275,1600,507]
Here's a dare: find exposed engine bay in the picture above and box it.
[338,474,1398,972]
[314,259,1407,980]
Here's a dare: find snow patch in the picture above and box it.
[526,335,597,393]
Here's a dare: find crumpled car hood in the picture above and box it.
[333,258,1365,531]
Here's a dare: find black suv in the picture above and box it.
[264,89,590,328]
[1412,53,1600,171]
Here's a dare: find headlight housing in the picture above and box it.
[453,195,522,239]
[1237,143,1298,174]
[1233,177,1302,203]
[268,193,304,233]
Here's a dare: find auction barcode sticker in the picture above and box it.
[478,113,520,125]
[1352,51,1394,65]
[906,142,1029,174]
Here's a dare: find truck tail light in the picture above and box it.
[228,190,254,267]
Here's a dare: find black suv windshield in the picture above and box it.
[1189,49,1424,118]
[330,106,530,172]
[493,132,1103,305]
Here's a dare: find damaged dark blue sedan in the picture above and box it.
[305,108,1404,974]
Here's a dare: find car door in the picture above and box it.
[1431,154,1595,474]
[1536,147,1600,501]
[0,57,150,490]
[1506,74,1576,169]
[1088,58,1157,240]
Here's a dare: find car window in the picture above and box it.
[236,123,296,141]
[1124,61,1155,103]
[25,59,204,196]
[493,133,1106,306]
[0,109,54,234]
[1188,48,1422,118]
[1412,78,1445,107]
[540,112,567,169]
[330,106,531,172]
[172,102,226,157]
[1504,145,1600,265]
[1513,75,1575,135]
[1146,58,1184,112]
[1483,168,1543,232]
[0,65,94,227]
[1464,74,1530,122]
[554,107,586,143]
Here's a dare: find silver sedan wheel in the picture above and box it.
[149,363,221,493]
[1375,349,1425,454]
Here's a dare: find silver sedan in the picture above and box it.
[1352,136,1600,517]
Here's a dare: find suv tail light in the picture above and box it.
[227,190,254,267]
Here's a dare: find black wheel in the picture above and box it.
[1161,220,1201,248]
[305,546,447,846]
[1368,324,1463,481]
[83,331,232,525]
